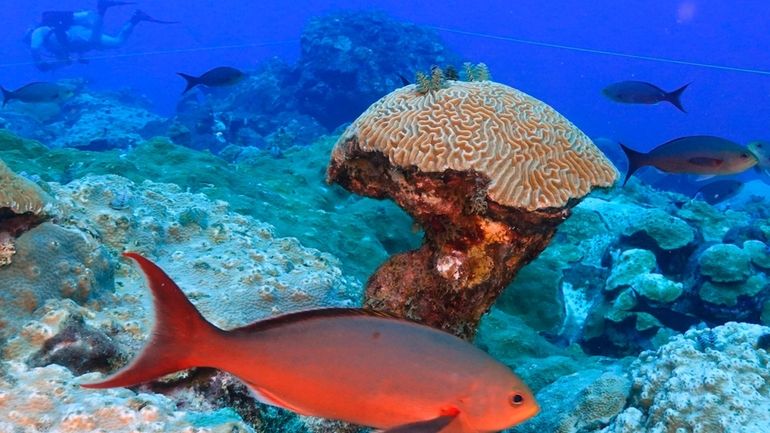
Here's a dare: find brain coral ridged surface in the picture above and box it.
[0,158,51,216]
[337,81,618,210]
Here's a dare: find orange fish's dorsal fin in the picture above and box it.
[229,307,410,335]
[81,252,221,389]
[374,412,464,433]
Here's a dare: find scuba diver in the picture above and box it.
[27,0,177,71]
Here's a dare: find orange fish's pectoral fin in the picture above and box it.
[695,174,716,182]
[688,157,724,167]
[375,411,470,433]
[247,385,312,417]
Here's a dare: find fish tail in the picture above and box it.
[1,86,11,107]
[177,73,199,94]
[619,142,647,186]
[81,252,223,389]
[667,82,690,113]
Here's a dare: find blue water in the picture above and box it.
[2,1,769,146]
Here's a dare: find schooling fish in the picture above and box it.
[1,82,72,106]
[83,253,539,433]
[695,179,744,205]
[602,80,690,112]
[620,136,757,185]
[178,66,245,94]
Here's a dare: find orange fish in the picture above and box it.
[83,253,539,433]
[620,135,757,185]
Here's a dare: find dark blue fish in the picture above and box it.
[1,82,73,106]
[603,81,690,112]
[695,179,744,205]
[178,67,246,94]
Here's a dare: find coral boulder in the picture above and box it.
[327,80,618,337]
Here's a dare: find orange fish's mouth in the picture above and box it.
[522,402,540,421]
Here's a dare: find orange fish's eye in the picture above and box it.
[510,392,525,406]
[741,153,749,158]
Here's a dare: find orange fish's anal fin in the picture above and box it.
[375,412,466,433]
[248,385,312,417]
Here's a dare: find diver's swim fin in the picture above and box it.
[98,0,136,15]
[131,10,180,25]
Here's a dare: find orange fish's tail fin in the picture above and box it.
[619,143,648,186]
[666,82,690,113]
[82,252,222,389]
[177,72,199,94]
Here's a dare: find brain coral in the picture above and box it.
[0,158,52,218]
[600,323,770,433]
[332,81,618,211]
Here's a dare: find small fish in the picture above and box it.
[398,73,411,86]
[177,66,245,94]
[1,82,72,106]
[83,253,539,433]
[620,136,757,185]
[694,179,744,205]
[602,80,690,112]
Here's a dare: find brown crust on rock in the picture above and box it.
[328,137,568,337]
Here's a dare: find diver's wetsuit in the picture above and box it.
[28,1,168,71]
[40,11,76,49]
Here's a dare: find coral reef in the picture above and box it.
[599,323,770,433]
[294,11,458,129]
[1,80,166,151]
[170,12,459,153]
[50,174,358,328]
[494,177,770,356]
[475,307,604,392]
[513,368,630,433]
[328,80,617,337]
[0,361,254,433]
[0,222,113,340]
[0,170,365,432]
[47,92,167,150]
[0,131,418,282]
[698,243,752,282]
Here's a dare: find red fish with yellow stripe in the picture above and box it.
[83,253,539,433]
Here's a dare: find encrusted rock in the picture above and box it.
[328,81,617,337]
[699,243,752,283]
